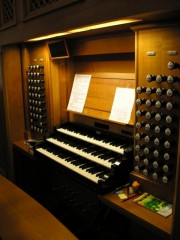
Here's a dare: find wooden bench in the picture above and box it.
[0,175,78,240]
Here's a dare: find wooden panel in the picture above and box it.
[137,27,180,80]
[2,46,25,142]
[134,24,180,240]
[21,42,72,135]
[0,49,8,176]
[134,25,180,193]
[20,44,31,137]
[69,33,135,56]
[50,58,69,125]
[1,45,25,180]
[172,122,180,240]
[48,59,62,126]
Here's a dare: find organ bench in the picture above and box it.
[0,174,77,240]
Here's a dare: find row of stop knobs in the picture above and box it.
[134,99,174,184]
[134,66,178,183]
[27,66,47,133]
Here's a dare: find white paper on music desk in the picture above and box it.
[67,74,91,113]
[109,88,135,124]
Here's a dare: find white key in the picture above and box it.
[57,127,125,154]
[47,137,112,169]
[36,147,101,183]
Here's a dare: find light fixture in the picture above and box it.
[27,18,141,42]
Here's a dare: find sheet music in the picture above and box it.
[67,74,91,113]
[109,88,135,124]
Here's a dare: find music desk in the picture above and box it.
[0,175,78,240]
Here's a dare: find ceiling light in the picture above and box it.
[27,19,141,42]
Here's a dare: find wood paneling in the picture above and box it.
[1,45,25,179]
[133,24,180,240]
[2,46,25,142]
[1,0,180,46]
[69,33,135,56]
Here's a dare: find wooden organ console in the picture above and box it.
[2,21,180,240]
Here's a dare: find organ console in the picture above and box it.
[1,16,180,240]
[34,122,134,194]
